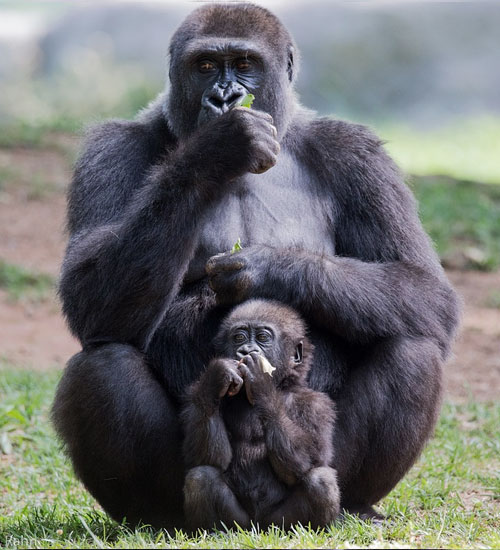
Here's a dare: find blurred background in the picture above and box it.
[0,0,499,401]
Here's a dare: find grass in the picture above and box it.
[483,290,500,309]
[0,260,55,302]
[0,167,18,193]
[0,68,158,149]
[378,117,500,185]
[0,368,498,549]
[411,176,500,270]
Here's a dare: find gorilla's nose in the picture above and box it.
[202,82,247,116]
[236,345,259,359]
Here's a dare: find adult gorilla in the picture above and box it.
[52,3,459,529]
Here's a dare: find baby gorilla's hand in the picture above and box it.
[196,358,243,414]
[237,352,275,405]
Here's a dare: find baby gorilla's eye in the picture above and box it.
[256,331,272,344]
[233,332,247,344]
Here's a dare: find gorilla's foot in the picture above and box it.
[342,505,385,523]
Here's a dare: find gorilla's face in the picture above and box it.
[228,320,277,361]
[166,5,298,139]
[171,37,274,132]
[220,317,304,382]
[188,43,266,127]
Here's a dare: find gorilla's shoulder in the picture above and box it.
[302,116,385,159]
[68,97,174,232]
[78,97,174,169]
[289,114,399,192]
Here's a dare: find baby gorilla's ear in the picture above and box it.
[293,341,303,364]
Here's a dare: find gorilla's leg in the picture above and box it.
[264,466,340,529]
[333,336,443,517]
[183,466,251,531]
[52,344,184,529]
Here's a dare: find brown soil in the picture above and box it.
[0,145,498,401]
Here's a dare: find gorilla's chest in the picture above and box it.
[192,152,335,271]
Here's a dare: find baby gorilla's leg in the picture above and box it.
[264,466,340,529]
[184,466,251,531]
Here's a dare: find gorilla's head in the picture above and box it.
[214,299,313,388]
[166,3,299,139]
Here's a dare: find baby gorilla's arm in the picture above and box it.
[238,353,335,485]
[181,358,242,469]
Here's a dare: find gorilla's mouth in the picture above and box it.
[198,87,248,126]
[197,105,219,127]
[207,94,244,112]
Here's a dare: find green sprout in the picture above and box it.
[239,94,255,108]
[231,238,243,253]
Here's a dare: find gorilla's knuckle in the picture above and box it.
[185,466,217,491]
[249,351,261,363]
[207,274,221,292]
[229,260,245,271]
[206,254,224,272]
[205,261,216,275]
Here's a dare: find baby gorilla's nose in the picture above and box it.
[236,345,260,359]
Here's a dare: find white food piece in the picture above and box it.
[259,355,276,377]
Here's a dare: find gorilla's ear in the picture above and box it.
[287,46,295,82]
[293,341,303,364]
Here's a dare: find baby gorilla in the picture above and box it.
[181,299,339,531]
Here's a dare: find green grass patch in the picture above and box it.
[0,123,48,149]
[0,167,18,192]
[0,368,498,549]
[412,176,500,270]
[0,260,55,302]
[483,290,500,309]
[0,72,157,149]
[379,117,500,185]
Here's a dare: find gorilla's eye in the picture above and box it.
[256,331,272,344]
[236,60,251,72]
[198,60,216,73]
[233,332,247,344]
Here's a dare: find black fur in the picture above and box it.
[181,299,339,531]
[52,3,460,528]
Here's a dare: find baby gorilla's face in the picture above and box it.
[224,318,303,375]
[216,301,307,384]
[229,322,276,361]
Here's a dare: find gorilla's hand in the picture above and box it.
[188,108,279,179]
[206,244,272,305]
[238,352,275,406]
[231,107,280,175]
[195,358,243,413]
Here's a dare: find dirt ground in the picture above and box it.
[0,144,499,403]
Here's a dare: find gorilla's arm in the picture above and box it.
[181,359,242,469]
[60,108,278,350]
[207,121,460,358]
[239,354,335,485]
[259,389,335,485]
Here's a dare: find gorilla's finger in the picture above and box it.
[227,373,244,396]
[237,362,254,383]
[251,151,278,174]
[246,352,265,376]
[239,353,259,372]
[235,107,273,123]
[237,362,251,378]
[236,363,255,405]
[206,254,244,275]
[245,384,255,406]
